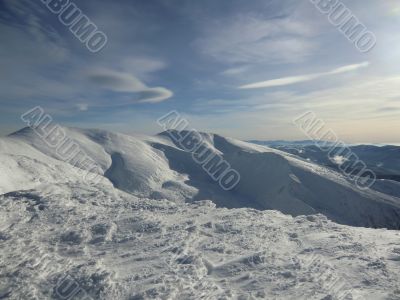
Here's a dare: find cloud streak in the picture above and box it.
[239,62,370,89]
[88,69,173,103]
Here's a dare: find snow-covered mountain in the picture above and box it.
[250,141,400,182]
[3,127,400,229]
[1,127,400,299]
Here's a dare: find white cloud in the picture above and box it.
[137,87,174,103]
[328,62,370,75]
[87,69,173,103]
[76,103,89,111]
[88,69,147,92]
[239,62,370,89]
[221,65,250,76]
[331,155,348,166]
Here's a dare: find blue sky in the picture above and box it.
[1,0,400,142]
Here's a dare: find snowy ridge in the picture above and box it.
[3,127,400,229]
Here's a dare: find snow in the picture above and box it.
[1,127,400,299]
[1,182,400,299]
[0,136,106,195]
[251,141,400,190]
[4,127,400,229]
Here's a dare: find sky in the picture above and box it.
[0,0,400,142]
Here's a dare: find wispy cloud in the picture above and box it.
[0,0,174,111]
[195,14,318,64]
[239,62,370,89]
[87,68,173,103]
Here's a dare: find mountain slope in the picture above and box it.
[3,127,400,229]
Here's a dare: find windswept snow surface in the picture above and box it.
[1,127,400,299]
[1,183,400,299]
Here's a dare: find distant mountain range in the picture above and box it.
[250,140,400,183]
